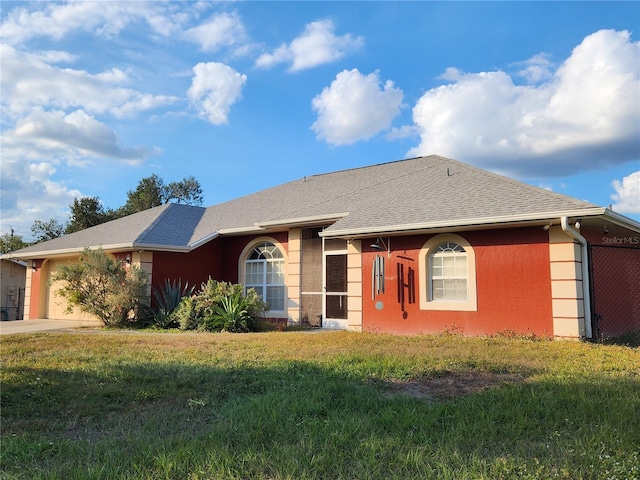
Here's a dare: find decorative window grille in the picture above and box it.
[245,242,285,311]
[429,242,468,301]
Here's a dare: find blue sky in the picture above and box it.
[1,1,639,241]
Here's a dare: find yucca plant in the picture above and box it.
[204,292,254,333]
[151,278,194,328]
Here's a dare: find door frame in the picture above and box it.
[322,237,349,330]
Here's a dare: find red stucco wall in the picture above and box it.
[151,231,289,293]
[362,227,554,337]
[151,240,223,292]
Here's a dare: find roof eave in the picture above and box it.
[321,208,613,238]
[254,212,350,229]
[2,241,193,260]
[188,232,220,249]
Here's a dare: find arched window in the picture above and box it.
[430,242,468,301]
[419,234,477,311]
[244,241,285,312]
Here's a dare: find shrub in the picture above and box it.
[150,279,194,329]
[176,279,268,332]
[51,248,148,327]
[202,293,254,333]
[175,295,197,331]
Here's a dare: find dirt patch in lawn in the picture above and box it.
[384,371,526,401]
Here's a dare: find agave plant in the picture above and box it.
[151,278,194,328]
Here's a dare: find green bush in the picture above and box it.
[150,278,194,328]
[202,292,254,332]
[175,279,268,332]
[51,248,148,327]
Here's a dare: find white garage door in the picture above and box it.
[46,259,97,321]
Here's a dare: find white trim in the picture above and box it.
[255,212,350,229]
[218,226,266,235]
[560,217,592,339]
[419,233,477,312]
[188,232,219,249]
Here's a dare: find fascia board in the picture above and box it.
[601,209,640,232]
[4,242,192,259]
[321,208,609,238]
[254,212,350,229]
[217,226,267,235]
[3,243,136,260]
[188,231,220,249]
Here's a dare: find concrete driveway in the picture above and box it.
[0,319,102,335]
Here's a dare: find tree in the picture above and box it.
[51,248,148,327]
[31,219,65,243]
[0,232,28,254]
[29,174,204,242]
[121,174,165,215]
[165,175,204,206]
[122,174,204,215]
[65,196,115,234]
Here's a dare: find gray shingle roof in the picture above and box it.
[8,155,605,257]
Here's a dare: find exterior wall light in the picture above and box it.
[370,237,391,257]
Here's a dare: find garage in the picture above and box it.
[45,258,97,321]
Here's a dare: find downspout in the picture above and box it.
[560,216,592,338]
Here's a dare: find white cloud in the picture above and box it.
[408,29,640,177]
[0,158,83,241]
[311,69,403,145]
[0,1,181,44]
[183,11,247,52]
[187,62,247,125]
[514,53,554,84]
[0,44,178,119]
[256,19,363,72]
[0,108,160,240]
[12,109,160,163]
[611,171,640,213]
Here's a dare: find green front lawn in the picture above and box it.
[1,331,638,479]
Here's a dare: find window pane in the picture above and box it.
[432,279,444,300]
[266,286,285,311]
[266,261,285,284]
[326,294,348,319]
[326,255,347,292]
[245,261,264,286]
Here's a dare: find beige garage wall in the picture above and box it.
[45,258,99,322]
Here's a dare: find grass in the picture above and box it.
[1,331,639,479]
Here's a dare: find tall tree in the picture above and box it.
[122,174,204,214]
[166,175,204,206]
[0,231,28,254]
[121,174,165,215]
[31,219,65,243]
[65,197,114,234]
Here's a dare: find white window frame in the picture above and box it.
[238,238,287,317]
[419,233,477,311]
